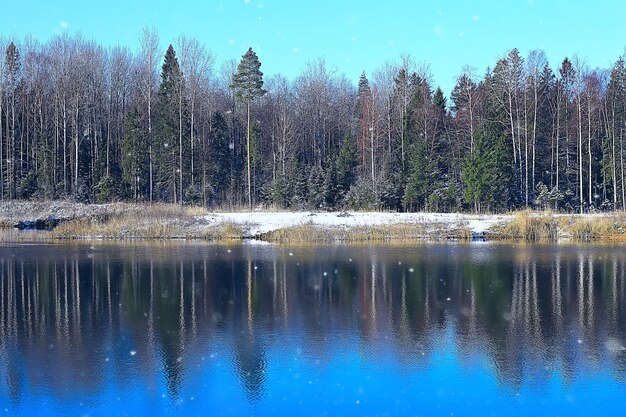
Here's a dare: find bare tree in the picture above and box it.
[0,36,5,198]
[139,27,160,202]
[573,56,587,213]
[526,50,548,205]
[176,35,214,192]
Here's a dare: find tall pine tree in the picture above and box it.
[154,45,187,203]
[232,47,266,208]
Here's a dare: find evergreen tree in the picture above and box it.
[308,164,325,209]
[461,128,515,212]
[290,161,309,209]
[232,47,266,208]
[357,72,373,179]
[3,42,20,199]
[461,131,490,212]
[602,58,626,210]
[403,141,432,211]
[336,133,358,204]
[154,45,187,203]
[322,164,338,207]
[206,111,231,205]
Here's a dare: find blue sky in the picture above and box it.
[2,0,625,94]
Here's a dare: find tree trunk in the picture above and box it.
[370,99,375,192]
[587,97,593,207]
[532,78,538,206]
[612,106,617,210]
[507,89,517,166]
[0,79,3,199]
[524,86,529,207]
[619,128,626,210]
[179,84,183,205]
[247,100,252,209]
[148,91,153,203]
[74,99,79,193]
[10,85,16,198]
[577,97,583,214]
[555,92,560,210]
[468,84,474,155]
[62,96,69,193]
[190,98,195,188]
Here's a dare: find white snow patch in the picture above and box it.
[206,211,510,238]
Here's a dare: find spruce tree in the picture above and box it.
[154,45,187,203]
[403,141,432,211]
[461,131,490,212]
[232,47,266,208]
[461,128,515,212]
[336,133,358,202]
[207,111,231,205]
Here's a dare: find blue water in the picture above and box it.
[0,242,625,416]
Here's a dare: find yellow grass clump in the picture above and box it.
[559,215,626,241]
[489,210,559,241]
[261,221,471,243]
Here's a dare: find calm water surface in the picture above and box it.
[1,242,626,416]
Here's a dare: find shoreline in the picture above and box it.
[1,201,626,243]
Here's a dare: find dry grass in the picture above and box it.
[489,210,626,242]
[0,200,238,241]
[489,210,559,241]
[5,199,626,243]
[0,219,13,229]
[49,206,241,240]
[197,222,243,240]
[0,229,54,242]
[558,215,626,241]
[261,221,471,243]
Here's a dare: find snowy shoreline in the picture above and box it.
[1,201,624,241]
[206,211,511,238]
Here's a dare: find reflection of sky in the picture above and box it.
[1,243,626,415]
[10,326,626,416]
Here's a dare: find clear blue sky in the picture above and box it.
[2,0,625,94]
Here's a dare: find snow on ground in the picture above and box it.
[206,211,511,237]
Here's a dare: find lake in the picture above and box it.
[1,242,626,416]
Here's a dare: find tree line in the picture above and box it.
[1,30,626,213]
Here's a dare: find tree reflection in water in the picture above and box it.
[0,243,625,414]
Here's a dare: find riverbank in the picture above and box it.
[1,201,626,243]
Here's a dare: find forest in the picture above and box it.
[1,29,625,213]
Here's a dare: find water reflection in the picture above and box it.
[0,243,626,415]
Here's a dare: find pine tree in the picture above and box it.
[232,47,266,208]
[357,72,373,181]
[154,45,187,203]
[4,42,20,199]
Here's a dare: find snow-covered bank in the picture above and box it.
[3,200,625,242]
[206,211,511,238]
